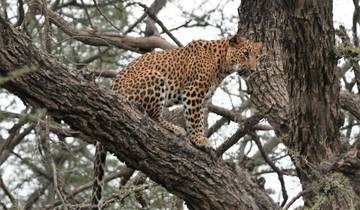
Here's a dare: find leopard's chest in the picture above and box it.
[162,82,182,107]
[162,83,217,108]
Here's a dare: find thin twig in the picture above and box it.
[124,13,147,34]
[92,0,122,31]
[51,159,68,210]
[283,188,312,210]
[0,176,20,208]
[24,182,50,210]
[14,0,24,27]
[43,8,52,53]
[254,168,296,176]
[58,182,152,210]
[0,123,35,167]
[45,167,134,209]
[250,132,288,207]
[137,2,183,47]
[39,117,69,210]
[76,47,110,69]
[12,151,52,180]
[80,0,94,28]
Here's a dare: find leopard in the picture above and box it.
[91,35,262,209]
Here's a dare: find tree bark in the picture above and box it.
[0,18,277,210]
[237,0,289,136]
[238,0,360,209]
[282,1,356,208]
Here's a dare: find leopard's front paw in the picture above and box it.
[191,135,209,145]
[171,126,186,137]
[190,135,214,153]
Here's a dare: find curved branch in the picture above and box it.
[29,0,176,52]
[250,132,288,207]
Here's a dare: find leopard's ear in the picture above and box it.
[229,35,247,47]
[253,42,263,51]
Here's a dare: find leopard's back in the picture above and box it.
[112,47,191,113]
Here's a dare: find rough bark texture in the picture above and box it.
[238,0,360,209]
[0,18,278,210]
[281,1,356,208]
[283,0,340,164]
[237,0,289,136]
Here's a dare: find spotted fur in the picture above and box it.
[91,142,106,209]
[91,35,262,208]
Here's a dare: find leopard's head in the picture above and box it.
[225,35,262,76]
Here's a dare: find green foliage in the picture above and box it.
[336,45,360,62]
[310,173,357,209]
[0,108,46,122]
[0,65,34,85]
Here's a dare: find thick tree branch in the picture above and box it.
[0,17,277,210]
[333,141,360,197]
[339,90,360,120]
[215,113,264,157]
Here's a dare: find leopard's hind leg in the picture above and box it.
[122,71,186,137]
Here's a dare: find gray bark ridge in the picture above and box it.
[0,18,278,210]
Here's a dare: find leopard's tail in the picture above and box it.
[91,141,107,210]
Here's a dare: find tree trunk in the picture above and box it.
[282,1,355,208]
[0,17,277,210]
[238,0,359,209]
